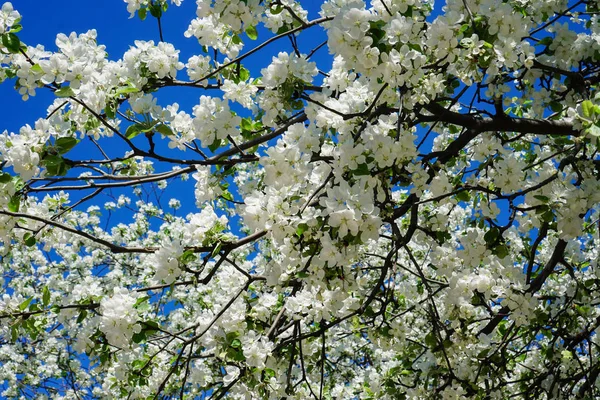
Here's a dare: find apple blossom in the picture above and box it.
[0,0,600,398]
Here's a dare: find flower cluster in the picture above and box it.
[123,40,184,85]
[2,0,600,398]
[192,95,241,146]
[0,2,19,35]
[99,288,141,348]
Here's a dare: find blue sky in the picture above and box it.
[0,1,332,226]
[0,0,329,133]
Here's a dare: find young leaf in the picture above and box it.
[208,139,222,152]
[116,86,140,95]
[0,173,11,184]
[126,124,142,140]
[55,86,75,98]
[155,124,174,137]
[132,331,146,344]
[484,227,500,245]
[456,190,470,202]
[149,3,162,18]
[211,241,223,257]
[8,195,20,212]
[105,101,116,119]
[19,297,33,311]
[42,286,51,307]
[76,310,88,323]
[495,244,509,259]
[353,163,371,176]
[2,33,21,54]
[581,100,594,118]
[138,7,147,21]
[23,233,36,247]
[246,25,258,40]
[270,5,284,14]
[143,320,160,335]
[241,117,252,132]
[55,137,78,154]
[11,325,18,342]
[239,67,250,82]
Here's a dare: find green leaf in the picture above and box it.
[541,209,554,223]
[424,332,436,347]
[30,64,43,74]
[55,86,75,98]
[4,68,16,78]
[537,37,553,46]
[143,320,160,335]
[296,223,309,237]
[138,7,147,21]
[495,244,509,259]
[76,310,88,323]
[55,137,78,154]
[353,163,371,176]
[241,117,252,132]
[533,195,549,203]
[436,231,451,244]
[10,24,22,33]
[180,250,196,264]
[149,3,162,18]
[0,173,11,183]
[484,227,500,245]
[2,33,21,54]
[211,242,223,257]
[588,123,600,137]
[132,331,146,344]
[125,121,159,139]
[455,190,470,202]
[23,232,36,247]
[126,124,142,139]
[8,195,20,212]
[221,191,234,201]
[46,162,69,176]
[549,101,563,113]
[105,101,116,119]
[155,124,174,137]
[19,297,33,311]
[270,5,284,14]
[134,297,150,310]
[582,100,594,118]
[239,67,250,82]
[42,286,51,307]
[116,86,140,95]
[295,271,309,279]
[246,25,258,40]
[43,154,64,167]
[290,99,304,110]
[231,34,242,45]
[208,139,222,152]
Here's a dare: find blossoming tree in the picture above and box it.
[1,0,600,398]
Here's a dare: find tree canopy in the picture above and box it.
[1,0,600,398]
